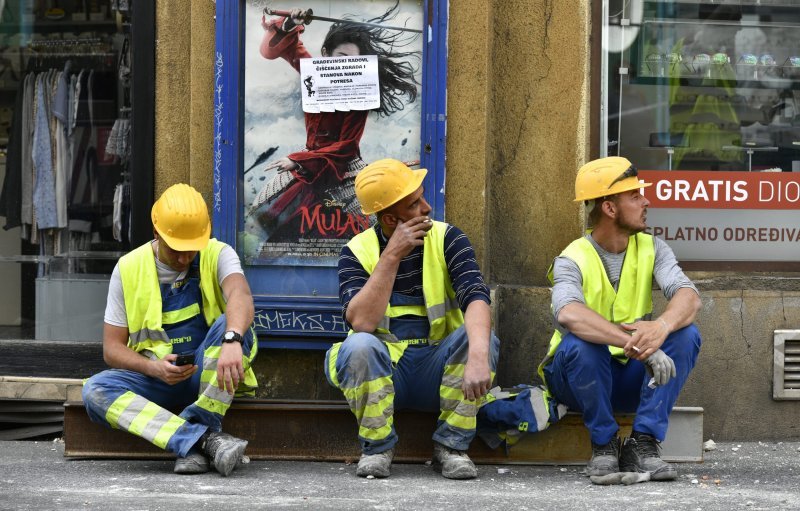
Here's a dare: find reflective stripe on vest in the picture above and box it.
[346,221,464,343]
[119,239,225,359]
[538,232,655,382]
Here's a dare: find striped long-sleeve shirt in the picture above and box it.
[338,223,491,329]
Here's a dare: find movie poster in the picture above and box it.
[242,0,423,266]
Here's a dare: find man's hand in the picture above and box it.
[217,342,245,395]
[461,356,491,401]
[150,354,196,385]
[384,216,433,260]
[643,349,676,386]
[622,318,669,361]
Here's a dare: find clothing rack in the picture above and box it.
[27,38,107,48]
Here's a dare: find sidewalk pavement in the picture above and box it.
[0,440,798,510]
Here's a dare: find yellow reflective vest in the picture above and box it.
[538,233,655,383]
[346,221,464,344]
[118,239,227,359]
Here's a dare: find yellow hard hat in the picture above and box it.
[574,156,652,202]
[151,183,211,251]
[355,159,427,215]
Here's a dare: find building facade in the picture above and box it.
[151,0,800,440]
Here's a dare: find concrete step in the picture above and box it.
[0,341,104,379]
[63,399,703,465]
[0,376,84,440]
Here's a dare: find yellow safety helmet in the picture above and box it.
[151,183,211,251]
[574,156,652,202]
[355,159,427,215]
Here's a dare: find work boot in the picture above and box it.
[174,450,210,474]
[432,442,477,480]
[355,448,394,478]
[201,432,248,477]
[619,431,677,481]
[586,436,620,476]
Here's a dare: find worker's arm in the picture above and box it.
[461,299,492,401]
[556,302,632,348]
[102,323,193,385]
[623,239,702,360]
[346,217,432,332]
[623,287,701,361]
[216,273,255,395]
[552,255,631,348]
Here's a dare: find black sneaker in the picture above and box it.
[586,436,620,476]
[619,431,677,481]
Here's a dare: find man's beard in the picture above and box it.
[615,214,646,235]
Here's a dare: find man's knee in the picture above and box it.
[82,372,115,414]
[340,332,387,363]
[82,375,100,406]
[663,323,702,363]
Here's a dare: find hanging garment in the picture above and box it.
[112,182,122,241]
[32,73,58,230]
[21,72,36,234]
[0,71,26,229]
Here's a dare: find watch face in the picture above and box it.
[223,331,241,343]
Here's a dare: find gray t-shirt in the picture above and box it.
[104,242,244,328]
[551,234,698,324]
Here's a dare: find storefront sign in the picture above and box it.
[641,171,800,261]
[299,55,380,113]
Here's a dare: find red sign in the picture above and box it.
[640,171,800,210]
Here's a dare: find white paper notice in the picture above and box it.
[299,55,380,113]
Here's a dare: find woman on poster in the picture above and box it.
[250,3,420,243]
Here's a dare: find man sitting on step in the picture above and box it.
[82,183,257,476]
[539,157,702,481]
[326,158,500,480]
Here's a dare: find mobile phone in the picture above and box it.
[174,353,195,366]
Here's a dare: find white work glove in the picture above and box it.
[643,349,676,387]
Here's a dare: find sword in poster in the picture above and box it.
[264,7,423,33]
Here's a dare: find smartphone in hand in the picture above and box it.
[174,353,195,366]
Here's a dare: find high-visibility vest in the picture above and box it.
[538,233,655,382]
[119,239,227,360]
[346,221,464,343]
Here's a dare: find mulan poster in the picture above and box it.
[242,0,423,266]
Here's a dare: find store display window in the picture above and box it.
[0,0,153,340]
[214,0,448,348]
[601,0,800,268]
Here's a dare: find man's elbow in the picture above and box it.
[555,304,580,330]
[348,319,377,334]
[346,310,377,333]
[102,345,115,366]
[691,291,702,316]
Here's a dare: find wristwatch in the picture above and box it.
[222,330,243,344]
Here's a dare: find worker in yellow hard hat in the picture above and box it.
[82,183,257,477]
[538,156,702,483]
[325,158,501,480]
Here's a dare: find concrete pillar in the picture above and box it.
[155,0,215,203]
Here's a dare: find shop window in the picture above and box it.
[214,1,447,347]
[0,0,153,340]
[601,0,800,269]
